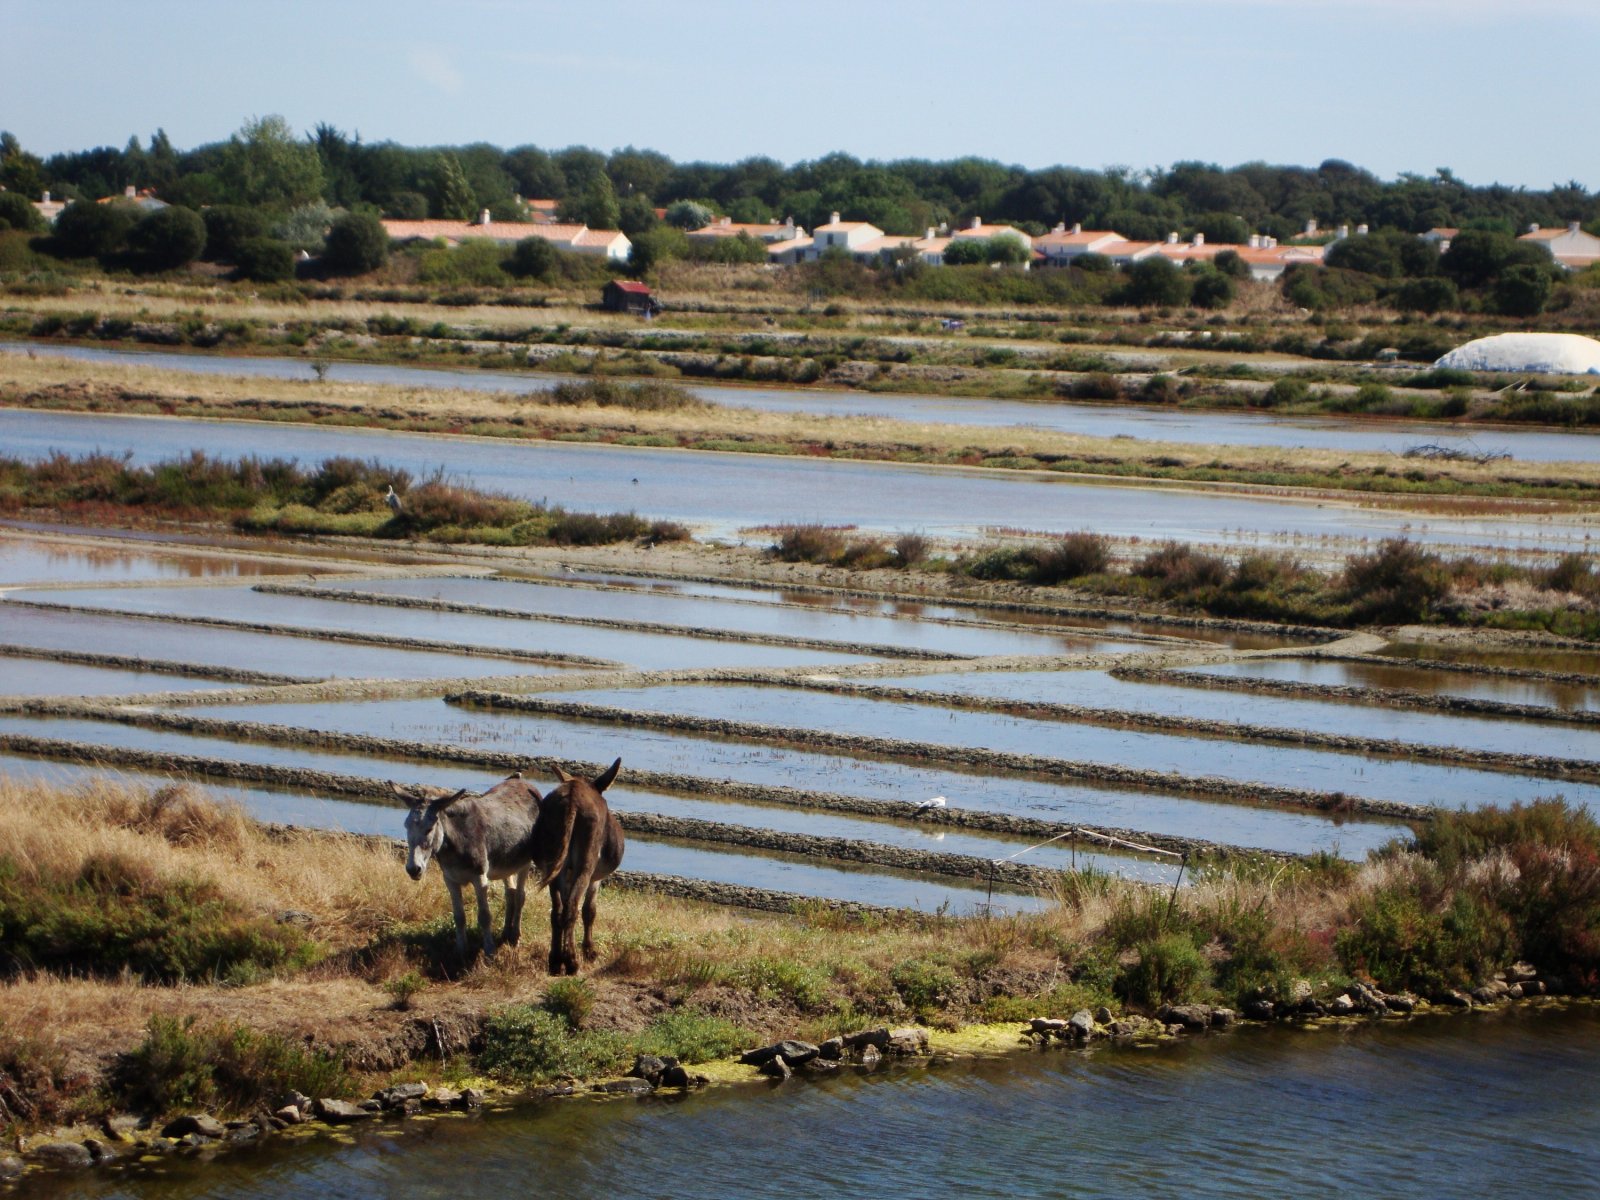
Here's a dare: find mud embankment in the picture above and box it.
[0,643,309,686]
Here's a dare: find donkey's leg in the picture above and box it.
[474,874,496,958]
[445,878,468,960]
[560,867,595,975]
[502,869,527,947]
[580,881,601,962]
[547,881,567,976]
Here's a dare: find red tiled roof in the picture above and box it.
[610,280,651,294]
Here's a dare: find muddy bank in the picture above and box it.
[0,644,309,687]
[455,691,1431,822]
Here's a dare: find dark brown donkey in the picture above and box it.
[536,758,626,975]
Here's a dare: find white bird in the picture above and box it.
[385,485,403,515]
[914,796,947,817]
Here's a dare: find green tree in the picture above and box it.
[234,237,296,283]
[272,200,340,253]
[322,211,388,275]
[617,193,659,237]
[628,226,688,274]
[986,232,1031,265]
[663,200,714,230]
[429,152,477,220]
[1440,229,1516,288]
[1125,256,1191,306]
[942,238,988,265]
[52,199,137,258]
[508,235,559,280]
[1189,265,1235,309]
[127,205,206,270]
[1393,276,1459,314]
[0,131,45,198]
[1492,264,1553,317]
[201,205,266,262]
[0,191,45,233]
[562,172,621,229]
[1213,249,1250,279]
[215,116,324,208]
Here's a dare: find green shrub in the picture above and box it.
[891,957,964,1019]
[1116,933,1211,1008]
[128,206,206,271]
[637,1009,752,1063]
[542,977,596,1030]
[478,1005,630,1083]
[234,237,295,283]
[1257,377,1309,408]
[0,192,45,234]
[323,212,389,275]
[1030,532,1111,583]
[115,1015,349,1116]
[1339,538,1451,623]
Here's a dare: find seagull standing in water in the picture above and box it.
[385,485,403,515]
[914,796,947,818]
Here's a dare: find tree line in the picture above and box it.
[3,119,1595,241]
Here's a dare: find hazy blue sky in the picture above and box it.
[8,0,1596,188]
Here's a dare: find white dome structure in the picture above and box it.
[1434,332,1600,375]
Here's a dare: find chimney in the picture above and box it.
[1166,231,1179,244]
[1570,221,1582,234]
[124,185,136,199]
[970,216,983,230]
[829,211,840,225]
[1193,232,1205,246]
[1071,222,1082,235]
[784,215,794,228]
[478,209,492,226]
[1264,236,1277,249]
[1356,223,1369,236]
[1528,223,1540,234]
[1336,224,1349,240]
[1304,219,1317,236]
[41,191,50,204]
[925,227,936,241]
[1248,234,1262,249]
[1051,222,1065,234]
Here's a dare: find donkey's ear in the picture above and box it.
[436,787,471,809]
[592,757,621,793]
[552,764,576,784]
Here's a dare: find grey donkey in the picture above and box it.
[398,772,545,959]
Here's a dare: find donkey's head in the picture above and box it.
[402,787,469,880]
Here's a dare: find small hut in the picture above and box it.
[602,279,658,315]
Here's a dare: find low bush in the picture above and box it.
[114,1015,350,1117]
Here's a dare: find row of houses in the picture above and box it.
[26,184,1600,275]
[687,212,1326,280]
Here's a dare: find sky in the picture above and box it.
[7,0,1597,189]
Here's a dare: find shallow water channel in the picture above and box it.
[12,339,1600,464]
[155,698,1409,857]
[0,535,309,586]
[0,602,571,682]
[320,575,1148,658]
[860,668,1600,761]
[546,682,1600,813]
[1182,658,1600,713]
[39,1005,1600,1200]
[0,656,239,697]
[4,408,1592,554]
[13,588,879,671]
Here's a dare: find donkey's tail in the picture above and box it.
[534,796,581,889]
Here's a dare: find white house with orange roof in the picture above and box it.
[804,212,885,259]
[951,217,1033,254]
[1518,222,1600,270]
[689,216,806,245]
[1034,223,1126,266]
[381,212,631,261]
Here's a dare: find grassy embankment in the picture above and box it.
[0,445,689,550]
[769,526,1600,640]
[0,778,1595,1132]
[4,356,1599,505]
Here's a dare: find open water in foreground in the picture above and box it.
[41,1007,1600,1199]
